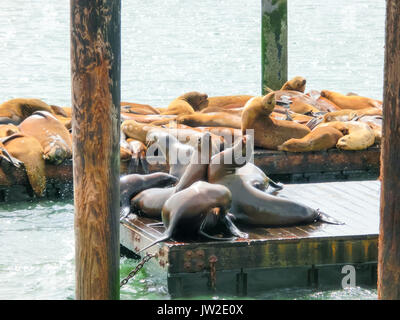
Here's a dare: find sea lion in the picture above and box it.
[320,90,382,110]
[175,112,242,129]
[278,127,344,152]
[131,187,176,219]
[323,108,382,123]
[289,97,320,114]
[200,106,244,116]
[121,102,161,115]
[174,132,213,192]
[146,131,194,179]
[206,95,253,109]
[208,138,335,227]
[19,111,72,164]
[317,121,376,151]
[0,98,56,125]
[0,124,19,138]
[2,133,46,197]
[120,172,179,218]
[140,181,247,252]
[280,76,307,93]
[160,91,208,115]
[241,93,311,150]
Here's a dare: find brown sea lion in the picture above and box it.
[120,172,179,218]
[289,97,320,114]
[160,91,208,115]
[207,139,338,227]
[278,127,344,152]
[121,102,161,115]
[320,90,382,110]
[2,133,46,197]
[357,115,382,144]
[241,93,311,150]
[206,95,253,109]
[0,124,19,138]
[140,181,247,252]
[280,76,307,93]
[175,112,242,129]
[200,106,244,116]
[323,108,382,123]
[317,121,375,151]
[19,111,72,164]
[0,98,55,125]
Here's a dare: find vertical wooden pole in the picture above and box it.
[378,0,400,300]
[261,0,288,94]
[71,0,121,300]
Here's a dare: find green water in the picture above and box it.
[0,0,384,299]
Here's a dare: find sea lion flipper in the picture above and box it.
[316,209,345,225]
[139,233,171,253]
[128,156,140,174]
[24,160,46,197]
[198,229,236,242]
[140,155,149,174]
[223,214,248,239]
[267,178,284,192]
[0,147,22,168]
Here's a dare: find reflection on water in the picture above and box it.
[0,0,383,299]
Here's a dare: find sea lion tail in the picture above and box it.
[316,209,344,225]
[139,233,171,253]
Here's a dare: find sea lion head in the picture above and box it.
[181,91,209,111]
[261,92,276,115]
[281,76,307,93]
[320,90,332,99]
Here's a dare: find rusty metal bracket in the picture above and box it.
[208,255,218,291]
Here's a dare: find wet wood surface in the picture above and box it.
[120,180,379,274]
[378,0,400,300]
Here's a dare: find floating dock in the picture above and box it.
[0,147,380,201]
[120,180,379,297]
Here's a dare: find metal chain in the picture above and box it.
[120,253,155,287]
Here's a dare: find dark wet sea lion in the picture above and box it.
[120,172,179,218]
[174,132,213,192]
[208,137,336,227]
[140,181,247,252]
[131,187,176,219]
[19,111,72,164]
[2,133,46,197]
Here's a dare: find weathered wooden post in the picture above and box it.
[378,0,400,300]
[71,0,121,300]
[261,0,288,94]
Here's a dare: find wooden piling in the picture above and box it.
[261,0,288,94]
[378,0,400,300]
[71,0,121,300]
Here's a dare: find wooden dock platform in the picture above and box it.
[0,146,380,201]
[120,180,380,297]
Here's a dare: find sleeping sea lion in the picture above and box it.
[18,111,72,164]
[280,76,307,93]
[131,187,176,219]
[175,112,242,129]
[120,172,179,218]
[320,90,382,110]
[241,93,311,150]
[2,133,46,197]
[206,95,253,109]
[160,91,208,115]
[140,181,247,252]
[121,102,161,115]
[0,98,56,125]
[278,127,344,152]
[357,115,382,144]
[323,108,382,123]
[208,138,337,227]
[317,121,375,151]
